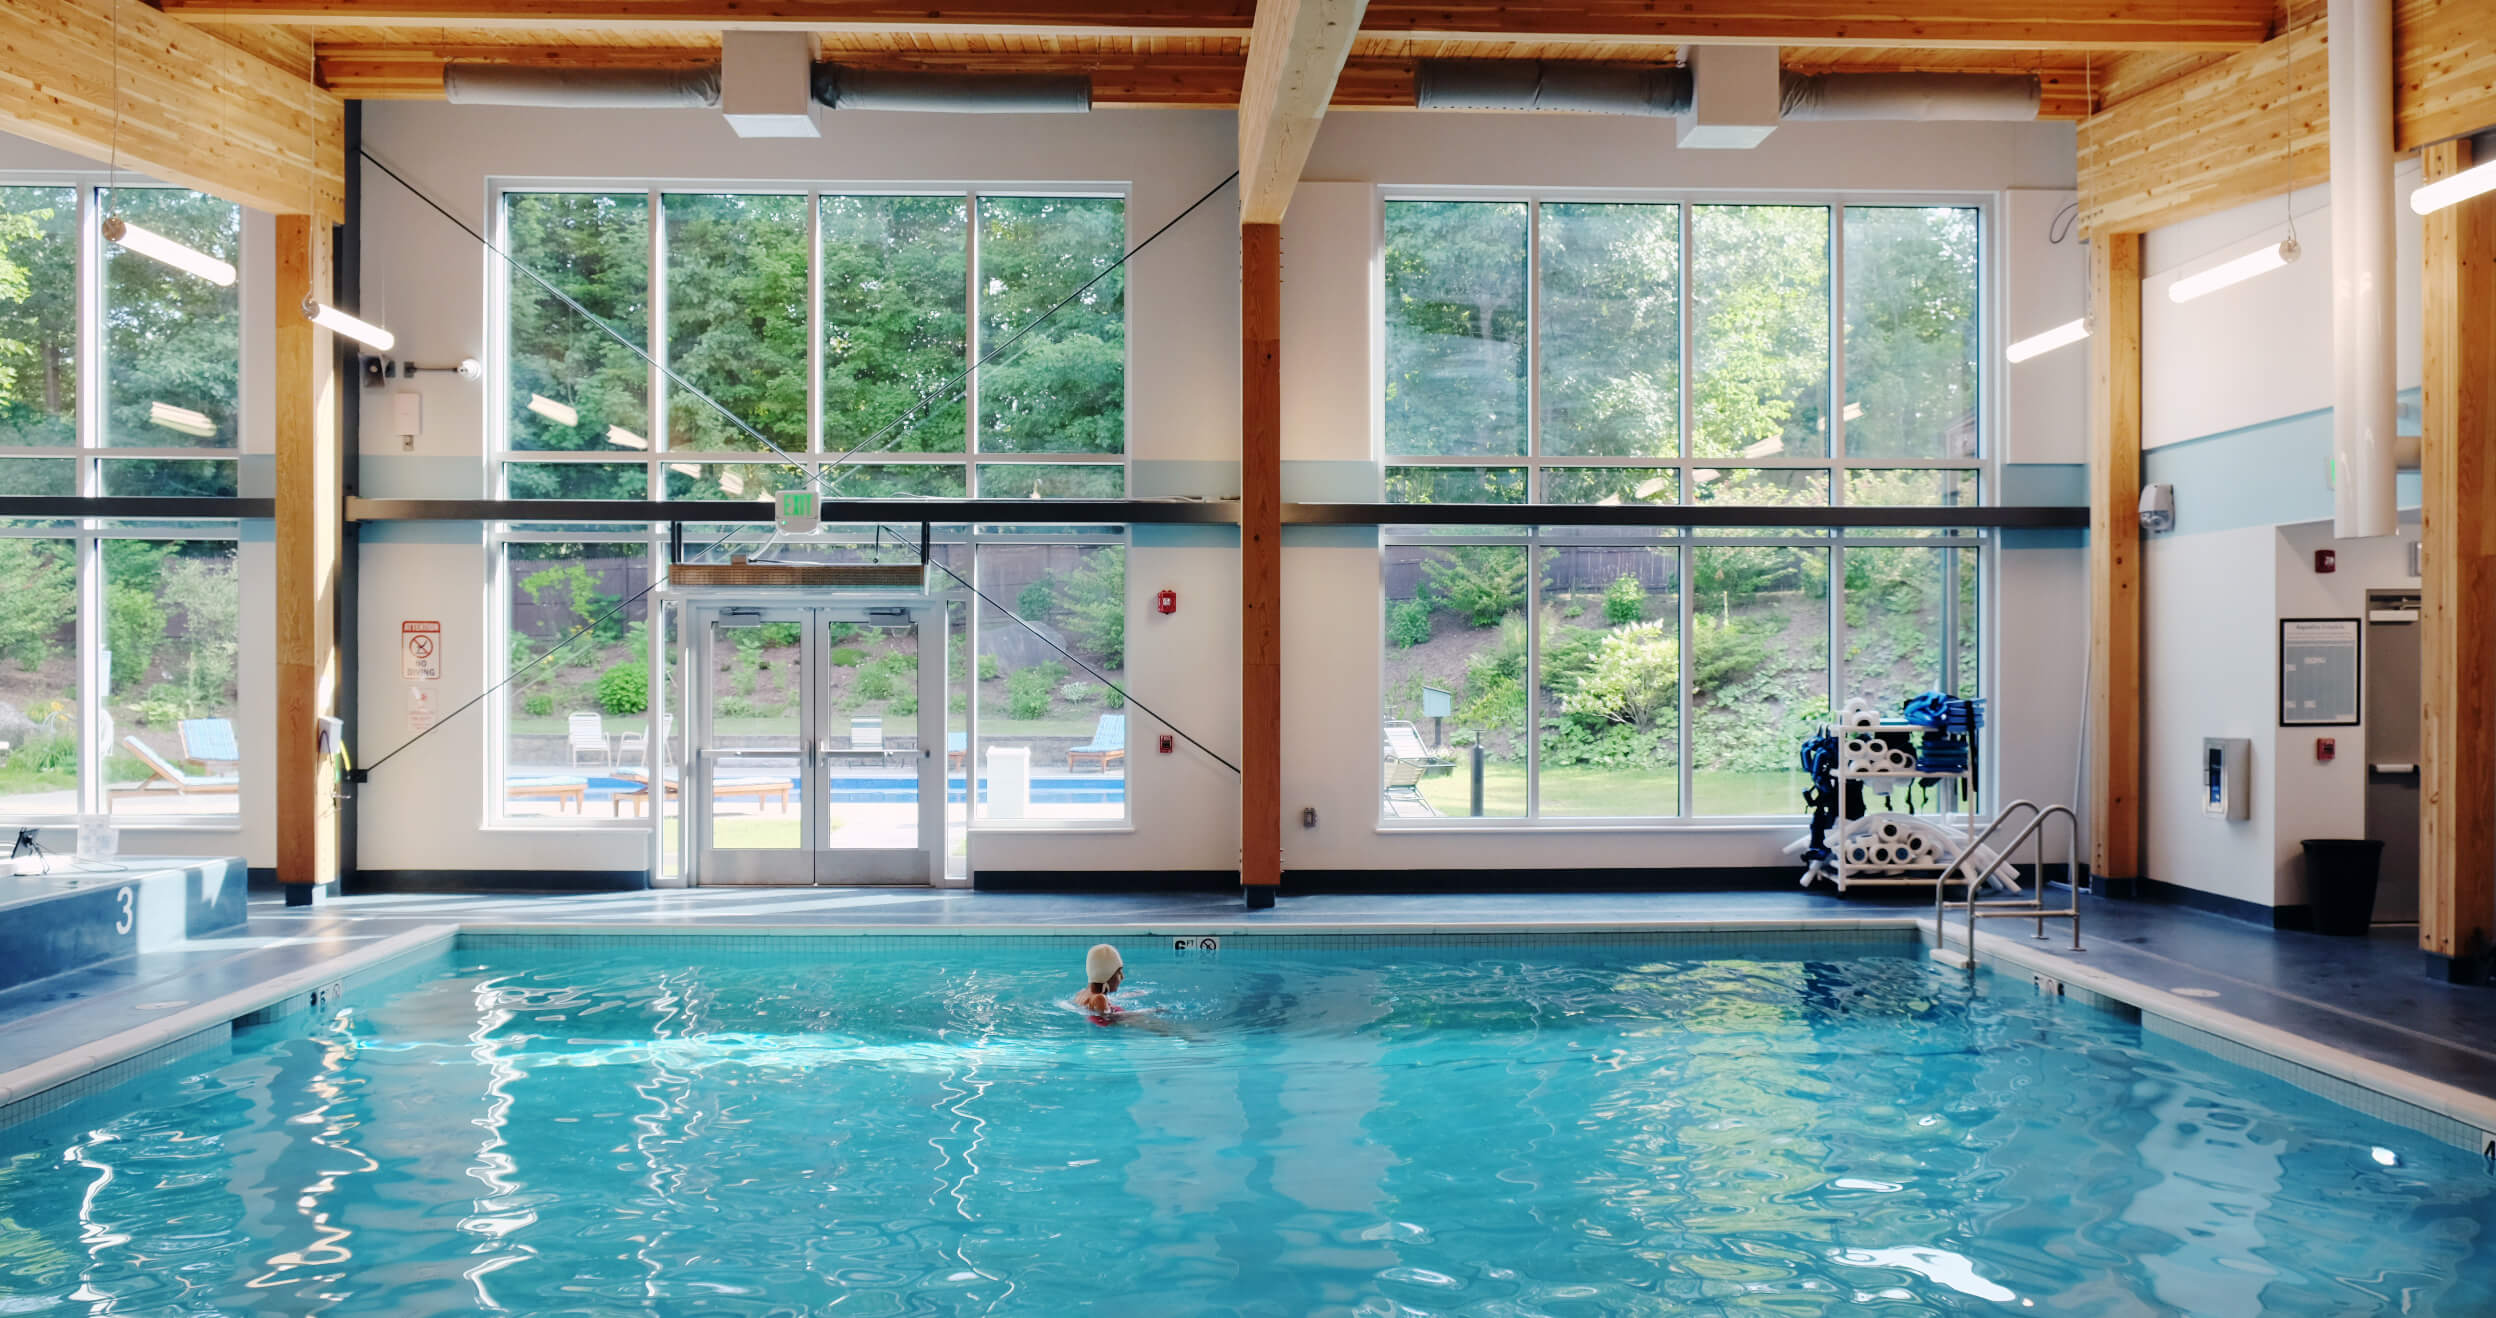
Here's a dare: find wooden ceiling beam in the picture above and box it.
[1238,0,1367,224]
[161,0,2269,51]
[1,0,342,222]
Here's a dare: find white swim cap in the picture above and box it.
[1085,944,1123,984]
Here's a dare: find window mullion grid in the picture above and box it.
[965,190,982,498]
[648,187,668,494]
[75,184,104,820]
[1676,199,1696,820]
[807,189,824,473]
[1525,533,1540,821]
[1525,198,1541,511]
[1826,202,1848,720]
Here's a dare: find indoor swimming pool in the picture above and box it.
[2,934,2491,1315]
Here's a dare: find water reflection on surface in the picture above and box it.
[1,946,2491,1315]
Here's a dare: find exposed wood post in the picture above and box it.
[2088,231,2143,885]
[1242,221,1282,908]
[276,215,340,903]
[2418,138,2496,984]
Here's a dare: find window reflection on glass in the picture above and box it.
[667,193,807,454]
[508,461,651,500]
[1692,204,1829,460]
[1385,465,1526,505]
[976,196,1125,456]
[973,463,1122,499]
[974,542,1126,823]
[1541,202,1679,460]
[822,194,968,454]
[1844,469,1980,539]
[100,459,238,497]
[106,190,241,451]
[504,192,649,454]
[501,542,650,819]
[1381,542,1527,819]
[0,186,78,449]
[106,540,239,817]
[1688,544,1828,815]
[1385,201,1528,460]
[0,536,79,816]
[1541,467,1677,506]
[1844,206,1980,460]
[1538,544,1680,817]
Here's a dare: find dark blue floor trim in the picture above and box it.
[1282,867,1802,895]
[975,870,1238,894]
[2117,876,2314,931]
[343,869,650,894]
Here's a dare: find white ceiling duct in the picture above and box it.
[1415,60,2039,128]
[2331,0,2398,538]
[443,62,1089,114]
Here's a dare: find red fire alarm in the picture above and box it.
[2315,549,2337,573]
[1158,734,1174,754]
[2316,737,2336,763]
[1155,589,1177,614]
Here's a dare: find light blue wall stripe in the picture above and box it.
[1130,459,1238,500]
[361,454,488,500]
[1131,523,1236,549]
[1999,462,2086,507]
[1282,524,1379,549]
[238,454,274,498]
[2002,528,2085,549]
[2142,389,2423,537]
[239,519,274,545]
[1283,460,1382,503]
[357,520,484,546]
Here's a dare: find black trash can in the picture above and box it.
[2302,839,2386,936]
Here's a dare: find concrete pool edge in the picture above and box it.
[1928,915,2496,1159]
[0,924,458,1130]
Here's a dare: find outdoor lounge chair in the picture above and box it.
[609,769,792,817]
[1381,721,1450,818]
[947,730,968,771]
[506,775,589,813]
[178,717,240,768]
[569,712,612,768]
[114,736,240,800]
[1068,714,1125,772]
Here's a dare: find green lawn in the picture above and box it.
[1416,763,1805,819]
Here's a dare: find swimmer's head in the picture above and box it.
[1085,944,1124,992]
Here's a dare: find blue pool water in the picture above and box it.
[3,938,2492,1315]
[563,774,1127,805]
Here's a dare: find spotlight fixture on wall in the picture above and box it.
[2168,238,2300,304]
[2005,317,2089,363]
[101,217,236,287]
[302,298,397,351]
[2410,157,2496,215]
[526,394,579,427]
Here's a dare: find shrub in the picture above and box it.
[1055,548,1126,670]
[1603,573,1646,625]
[162,557,238,708]
[854,667,896,701]
[0,540,73,671]
[1005,667,1052,720]
[890,692,918,717]
[1537,625,1609,695]
[1039,659,1072,686]
[521,562,623,642]
[1423,546,1525,627]
[1387,599,1432,649]
[1689,615,1767,697]
[1060,681,1094,705]
[716,695,757,718]
[825,621,858,646]
[1017,578,1056,622]
[828,647,866,667]
[596,661,649,715]
[1104,685,1126,711]
[523,692,554,718]
[756,621,802,649]
[1562,620,1679,734]
[977,653,1001,681]
[105,581,165,692]
[949,692,967,715]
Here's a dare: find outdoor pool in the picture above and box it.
[2,934,2490,1315]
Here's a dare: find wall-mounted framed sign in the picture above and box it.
[2280,617,2361,726]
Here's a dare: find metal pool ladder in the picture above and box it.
[1933,800,2084,962]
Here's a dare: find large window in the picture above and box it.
[497,188,1126,499]
[0,181,245,824]
[1381,196,1983,823]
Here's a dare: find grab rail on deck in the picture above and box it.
[1932,800,2084,960]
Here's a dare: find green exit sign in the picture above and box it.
[774,489,820,533]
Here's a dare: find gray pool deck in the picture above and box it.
[4,885,2493,1140]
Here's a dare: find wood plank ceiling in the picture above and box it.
[147,0,2280,116]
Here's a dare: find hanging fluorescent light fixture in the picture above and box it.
[101,217,236,287]
[147,401,216,438]
[2005,317,2089,363]
[606,425,648,449]
[301,298,396,351]
[2410,157,2496,215]
[2169,238,2299,304]
[527,394,579,427]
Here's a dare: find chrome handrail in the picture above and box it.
[1934,801,2083,959]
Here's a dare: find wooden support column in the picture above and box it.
[2087,231,2143,885]
[1242,222,1282,908]
[276,215,340,903]
[2418,138,2496,984]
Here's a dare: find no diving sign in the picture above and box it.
[402,620,441,681]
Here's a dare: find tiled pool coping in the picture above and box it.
[5,916,2493,1161]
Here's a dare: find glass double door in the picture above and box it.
[692,603,942,885]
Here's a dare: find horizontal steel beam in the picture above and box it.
[1281,503,2090,528]
[343,497,1242,524]
[0,496,278,520]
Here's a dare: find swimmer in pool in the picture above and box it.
[1072,945,1192,1037]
